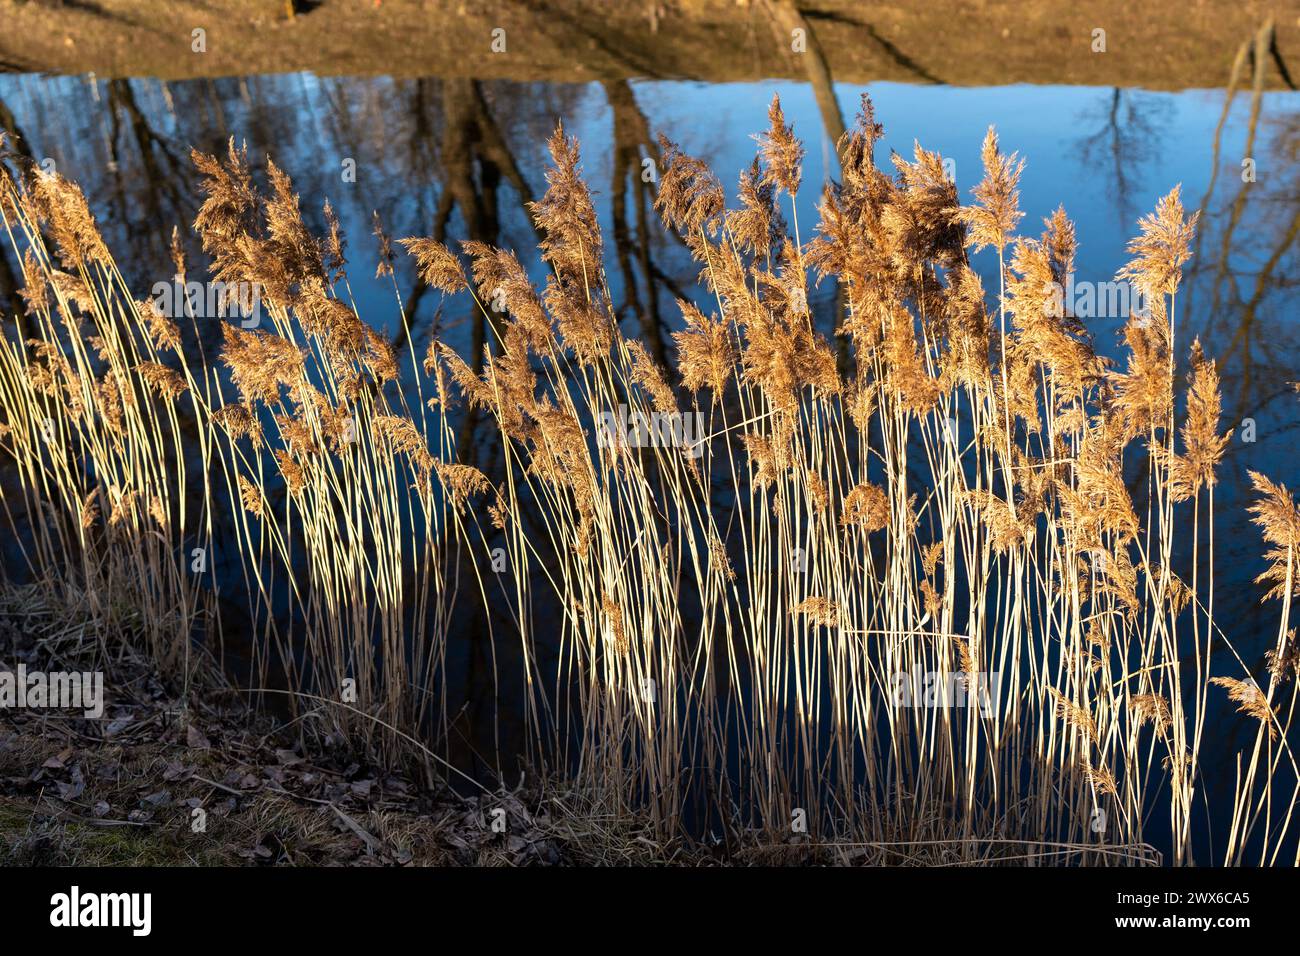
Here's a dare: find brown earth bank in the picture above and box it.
[0,0,1297,89]
[0,583,667,866]
[0,583,930,866]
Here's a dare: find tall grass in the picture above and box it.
[1,95,1298,864]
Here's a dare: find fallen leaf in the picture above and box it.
[57,766,85,801]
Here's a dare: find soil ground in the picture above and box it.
[0,583,671,865]
[0,0,1296,89]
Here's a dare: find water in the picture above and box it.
[1,72,1298,855]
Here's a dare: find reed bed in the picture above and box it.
[1,95,1298,865]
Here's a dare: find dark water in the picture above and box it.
[1,73,1298,851]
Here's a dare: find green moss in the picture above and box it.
[0,797,238,866]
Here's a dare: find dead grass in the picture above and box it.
[1,93,1299,866]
